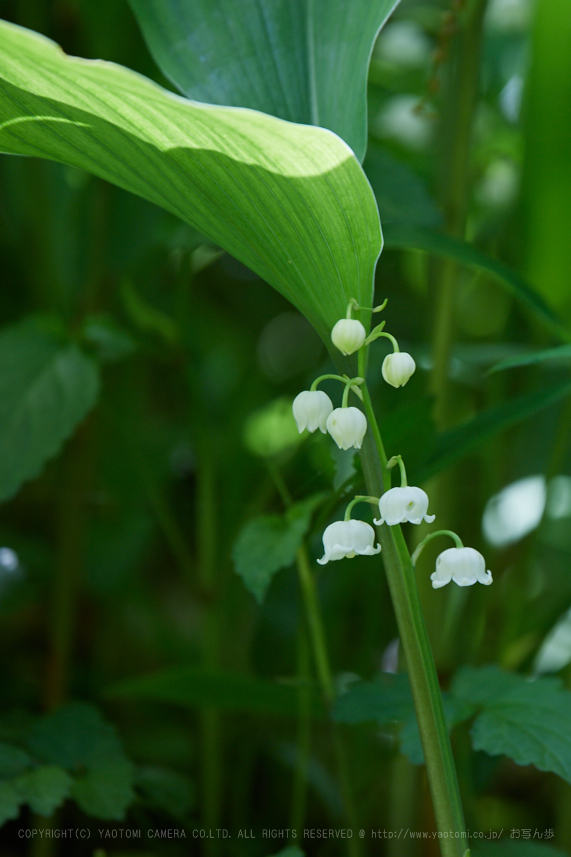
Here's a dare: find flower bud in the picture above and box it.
[317,519,381,564]
[292,390,333,434]
[326,407,367,450]
[374,486,435,526]
[430,547,493,589]
[382,352,416,387]
[331,319,367,355]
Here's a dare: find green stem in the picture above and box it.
[387,455,408,488]
[290,621,312,835]
[296,544,335,700]
[412,530,464,566]
[296,543,361,856]
[196,453,223,848]
[358,383,466,856]
[431,0,489,431]
[344,495,379,521]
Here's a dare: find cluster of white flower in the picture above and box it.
[291,300,493,591]
[292,390,367,450]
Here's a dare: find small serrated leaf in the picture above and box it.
[0,742,33,778]
[453,666,571,785]
[15,765,72,817]
[233,493,325,604]
[0,317,99,503]
[27,703,122,770]
[72,758,135,820]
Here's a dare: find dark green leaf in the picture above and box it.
[472,680,571,784]
[71,758,135,821]
[0,742,33,778]
[454,666,571,786]
[0,318,99,502]
[0,781,22,826]
[451,665,523,708]
[414,381,571,483]
[136,765,195,818]
[0,22,381,345]
[332,672,474,765]
[106,666,323,717]
[489,344,571,374]
[383,225,570,341]
[27,703,123,770]
[15,765,72,817]
[233,493,325,603]
[128,0,400,162]
[331,672,413,725]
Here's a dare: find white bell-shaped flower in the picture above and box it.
[374,486,435,526]
[382,352,416,387]
[326,407,367,450]
[331,319,367,355]
[292,390,333,434]
[318,519,381,564]
[431,547,493,589]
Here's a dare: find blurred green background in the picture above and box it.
[1,0,571,855]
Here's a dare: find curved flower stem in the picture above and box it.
[311,373,350,391]
[365,329,400,350]
[356,348,467,856]
[387,454,408,488]
[344,494,380,521]
[412,530,465,566]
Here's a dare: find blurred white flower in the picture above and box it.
[331,319,367,355]
[292,390,333,434]
[382,352,416,387]
[374,96,433,151]
[326,407,367,450]
[431,547,493,589]
[375,21,432,68]
[375,486,435,526]
[486,0,532,32]
[318,520,381,565]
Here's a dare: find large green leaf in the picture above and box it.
[383,225,570,341]
[0,317,100,502]
[0,21,382,344]
[128,0,400,162]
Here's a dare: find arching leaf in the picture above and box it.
[128,0,400,162]
[0,21,382,344]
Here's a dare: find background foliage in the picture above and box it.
[1,0,571,855]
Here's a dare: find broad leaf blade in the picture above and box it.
[0,21,382,344]
[0,318,100,502]
[128,0,400,162]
